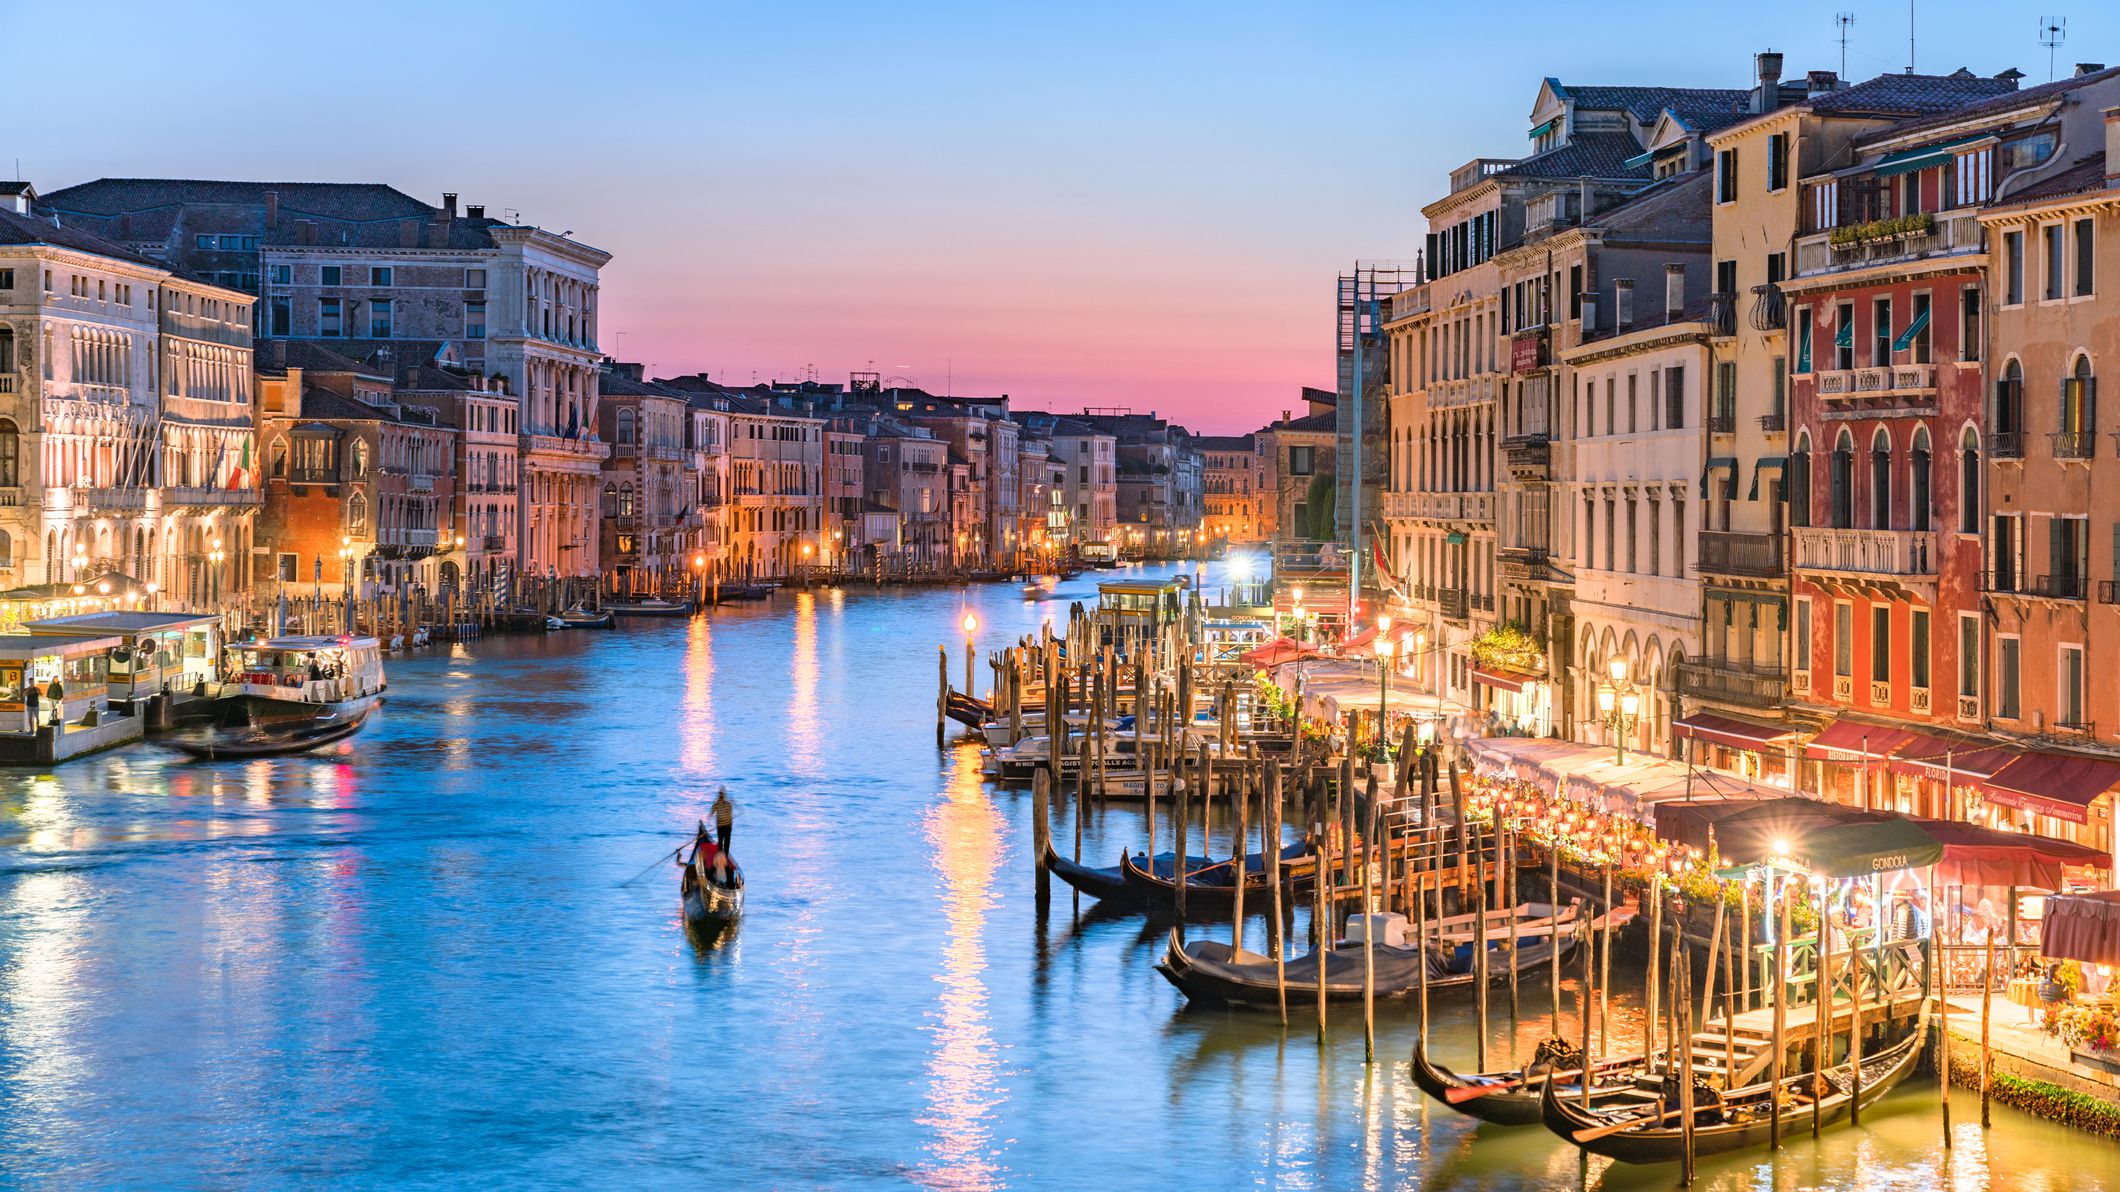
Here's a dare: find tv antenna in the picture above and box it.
[1836,13,1856,81]
[1907,0,1917,73]
[2038,16,2067,81]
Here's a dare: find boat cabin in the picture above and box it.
[226,636,386,707]
[25,611,226,701]
[1094,579,1183,650]
[0,633,125,730]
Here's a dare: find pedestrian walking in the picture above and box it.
[712,788,735,855]
[22,680,37,734]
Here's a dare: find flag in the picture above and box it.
[227,436,251,489]
[1890,305,1931,353]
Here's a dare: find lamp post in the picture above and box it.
[1374,627,1396,765]
[209,539,224,609]
[1595,656,1641,767]
[961,611,978,697]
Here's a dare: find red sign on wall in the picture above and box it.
[1511,332,1545,374]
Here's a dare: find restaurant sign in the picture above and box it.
[1511,331,1546,374]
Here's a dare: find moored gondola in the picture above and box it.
[1409,1036,1660,1127]
[1118,840,1313,915]
[1042,839,1135,902]
[1538,1004,1929,1164]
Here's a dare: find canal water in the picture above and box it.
[0,565,2114,1189]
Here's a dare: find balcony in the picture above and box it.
[1792,527,1935,577]
[1793,209,1982,276]
[1679,659,1786,710]
[1987,572,2088,601]
[66,486,150,514]
[0,487,18,507]
[1503,433,1550,474]
[2052,431,2095,461]
[1813,364,1935,401]
[409,474,435,492]
[1696,530,1783,578]
[1707,292,1738,336]
[1438,588,1468,620]
[480,534,508,551]
[1758,412,1786,434]
[0,376,13,394]
[1991,431,2025,460]
[1707,414,1736,435]
[1412,491,1493,521]
[1748,284,1786,331]
[1382,490,1418,519]
[162,485,262,507]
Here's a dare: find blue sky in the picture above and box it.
[9,0,2097,430]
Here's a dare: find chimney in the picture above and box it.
[442,192,458,221]
[467,204,485,220]
[1281,408,1291,425]
[1665,264,1687,320]
[1996,67,2026,87]
[2107,108,2120,184]
[1756,51,1785,111]
[2077,63,2108,77]
[295,220,317,246]
[1614,278,1635,332]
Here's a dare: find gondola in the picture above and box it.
[167,708,370,760]
[679,838,745,934]
[609,597,694,617]
[1156,905,1595,1008]
[1042,839,1135,901]
[1118,839,1313,914]
[1409,1037,1661,1127]
[1538,1003,1930,1164]
[547,606,615,630]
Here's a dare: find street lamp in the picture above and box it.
[70,543,87,580]
[209,538,224,608]
[1374,633,1396,767]
[1595,656,1641,766]
[961,611,978,697]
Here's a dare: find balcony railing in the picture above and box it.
[1758,412,1786,433]
[480,534,507,551]
[1748,284,1786,331]
[1707,414,1736,435]
[1697,530,1783,577]
[2052,431,2095,460]
[1707,292,1738,336]
[1988,572,2087,600]
[1678,659,1786,710]
[409,474,435,492]
[1813,364,1936,401]
[1792,527,1935,576]
[1793,209,1983,275]
[1990,431,2025,460]
[1438,588,1468,619]
[0,376,14,394]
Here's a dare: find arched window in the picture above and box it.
[600,484,618,517]
[1869,426,1893,530]
[353,440,369,478]
[1830,429,1854,529]
[1995,359,2024,455]
[0,418,16,489]
[347,493,368,535]
[1909,426,1932,527]
[1960,427,1981,534]
[616,407,636,446]
[270,438,287,479]
[1789,431,1812,528]
[2060,354,2097,457]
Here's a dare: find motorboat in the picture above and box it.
[221,636,386,724]
[610,597,693,618]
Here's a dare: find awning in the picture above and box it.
[1920,819,2109,888]
[1803,718,1918,762]
[1472,665,1542,694]
[2044,890,2120,967]
[1890,305,1932,353]
[1674,712,1796,753]
[1749,456,1787,500]
[1889,740,2017,788]
[1528,117,1560,141]
[1984,751,2120,825]
[1874,134,1990,177]
[1700,456,1736,488]
[1784,818,1945,877]
[1445,531,1468,545]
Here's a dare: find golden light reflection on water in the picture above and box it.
[916,746,1007,1192]
[787,593,821,776]
[0,869,92,1131]
[677,615,716,775]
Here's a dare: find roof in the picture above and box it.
[0,205,166,269]
[0,633,126,658]
[1806,71,2018,117]
[26,611,222,632]
[1855,64,2120,147]
[253,340,385,377]
[1552,83,1751,126]
[1496,132,1653,181]
[41,179,515,252]
[1998,154,2113,205]
[1192,434,1256,452]
[1593,169,1713,242]
[1274,411,1337,433]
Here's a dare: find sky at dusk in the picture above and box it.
[12,0,2103,431]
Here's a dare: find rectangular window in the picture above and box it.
[1958,613,1980,699]
[1959,288,1981,361]
[321,265,342,287]
[270,264,291,285]
[1911,608,1931,690]
[1872,297,1893,365]
[1713,362,1736,423]
[1627,373,1638,433]
[1794,597,1812,672]
[1672,498,1685,574]
[2045,225,2065,300]
[1290,446,1313,475]
[1570,264,1583,320]
[278,554,299,583]
[1768,133,1789,191]
[1835,302,1855,369]
[370,299,393,338]
[2061,645,2086,726]
[466,268,487,289]
[1715,259,1738,298]
[1717,149,1738,203]
[0,269,12,290]
[1771,356,1787,418]
[1997,636,2021,720]
[1647,498,1661,576]
[2005,231,2024,304]
[1871,605,1891,684]
[1835,602,1853,678]
[371,266,393,287]
[1625,497,1638,572]
[269,297,290,336]
[1911,292,1932,364]
[1663,366,1685,429]
[2075,218,2095,296]
[466,301,486,339]
[319,298,342,337]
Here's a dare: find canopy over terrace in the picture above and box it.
[1677,795,2101,888]
[1239,636,1321,668]
[1267,660,1437,724]
[2043,890,2120,967]
[0,572,158,632]
[1465,736,1786,825]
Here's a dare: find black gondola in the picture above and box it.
[1538,1004,1929,1164]
[1042,840,1135,901]
[167,708,370,759]
[1409,1037,1660,1126]
[679,834,744,936]
[1116,840,1313,915]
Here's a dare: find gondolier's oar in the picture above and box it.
[622,843,689,886]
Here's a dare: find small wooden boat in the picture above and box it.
[1410,1037,1661,1127]
[169,708,370,760]
[1043,839,1135,901]
[679,838,745,934]
[1539,1004,1930,1164]
[610,597,694,618]
[716,583,774,602]
[1021,584,1045,601]
[1119,840,1314,914]
[546,606,614,630]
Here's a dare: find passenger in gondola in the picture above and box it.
[709,852,741,890]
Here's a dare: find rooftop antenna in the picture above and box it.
[1836,13,1856,82]
[1907,0,1916,73]
[2038,16,2067,81]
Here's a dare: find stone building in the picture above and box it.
[597,363,692,592]
[1196,434,1267,546]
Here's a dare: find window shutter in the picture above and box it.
[2050,516,2064,591]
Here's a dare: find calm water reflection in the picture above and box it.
[0,565,2113,1188]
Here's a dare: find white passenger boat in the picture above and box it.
[223,636,387,722]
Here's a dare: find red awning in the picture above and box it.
[1471,666,1541,694]
[1984,752,2120,825]
[2045,890,2120,966]
[1673,713,1797,753]
[1239,637,1320,668]
[1890,741,2018,781]
[1340,623,1418,654]
[1917,818,2110,888]
[1803,718,1918,762]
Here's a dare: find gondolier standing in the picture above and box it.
[712,788,735,854]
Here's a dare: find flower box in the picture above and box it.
[2072,1049,2120,1077]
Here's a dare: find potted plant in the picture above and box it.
[2055,1004,2120,1074]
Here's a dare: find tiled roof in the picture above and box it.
[1276,411,1337,433]
[1807,71,2018,116]
[0,182,34,196]
[1854,64,2120,147]
[40,178,508,251]
[1497,133,1651,181]
[298,387,394,422]
[254,340,384,376]
[0,206,165,268]
[1997,154,2112,205]
[1593,170,1714,242]
[1556,84,1751,127]
[1193,434,1256,451]
[394,365,482,392]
